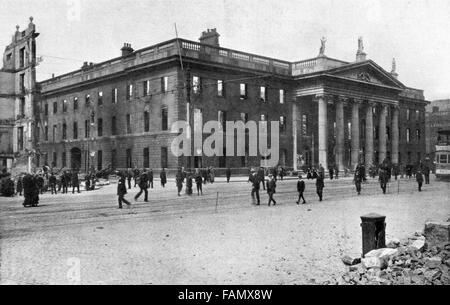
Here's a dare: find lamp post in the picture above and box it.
[89,110,96,173]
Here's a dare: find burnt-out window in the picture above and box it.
[144,111,150,132]
[161,107,168,131]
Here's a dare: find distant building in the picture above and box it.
[1,21,429,174]
[425,99,450,162]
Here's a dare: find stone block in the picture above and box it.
[424,256,442,269]
[424,222,450,247]
[409,239,425,251]
[362,256,387,270]
[342,255,361,266]
[365,248,399,261]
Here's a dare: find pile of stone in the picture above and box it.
[338,221,450,285]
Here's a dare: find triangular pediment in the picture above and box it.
[326,60,405,89]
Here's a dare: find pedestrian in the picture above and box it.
[423,165,430,185]
[209,167,215,184]
[133,167,140,187]
[316,175,324,201]
[176,168,184,196]
[117,173,131,209]
[16,176,23,196]
[296,175,306,204]
[195,169,203,195]
[135,169,149,202]
[61,171,69,194]
[249,169,261,205]
[354,169,362,195]
[49,173,57,194]
[378,168,388,194]
[160,168,167,188]
[72,171,80,194]
[85,174,91,191]
[329,166,334,180]
[335,165,339,179]
[258,167,266,190]
[37,174,44,194]
[186,172,193,195]
[318,164,325,179]
[266,174,277,206]
[226,167,231,183]
[127,169,132,190]
[416,170,424,192]
[22,174,39,207]
[148,168,154,189]
[279,167,284,181]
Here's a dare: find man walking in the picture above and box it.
[176,168,184,196]
[195,169,203,195]
[258,167,266,191]
[226,167,231,183]
[72,171,80,194]
[133,167,140,188]
[160,168,167,188]
[296,175,306,204]
[354,169,362,195]
[148,168,154,189]
[135,169,149,202]
[61,171,69,194]
[117,173,131,209]
[16,176,23,196]
[416,170,424,192]
[249,169,261,205]
[266,174,277,206]
[316,174,325,202]
[49,173,57,195]
[379,168,388,194]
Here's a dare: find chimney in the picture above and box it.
[121,43,134,57]
[199,28,220,47]
[391,57,399,79]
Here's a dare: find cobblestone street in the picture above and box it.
[1,177,449,285]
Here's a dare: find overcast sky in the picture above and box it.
[1,0,449,100]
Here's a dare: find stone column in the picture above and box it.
[378,104,387,163]
[351,99,361,170]
[391,105,399,164]
[292,103,298,170]
[317,94,328,170]
[336,97,346,172]
[365,102,374,169]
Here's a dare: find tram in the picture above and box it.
[435,130,450,179]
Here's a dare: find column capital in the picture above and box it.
[337,96,350,104]
[351,98,363,106]
[314,93,334,103]
[365,100,377,108]
[391,104,400,110]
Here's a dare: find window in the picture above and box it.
[53,152,57,167]
[18,127,24,151]
[97,150,103,170]
[280,115,286,132]
[375,126,379,140]
[62,152,67,168]
[19,48,25,68]
[386,126,390,141]
[127,84,133,100]
[406,128,410,143]
[74,97,78,110]
[112,88,118,104]
[53,125,57,142]
[192,76,201,94]
[240,83,248,99]
[6,53,11,61]
[19,74,25,92]
[161,147,168,169]
[98,91,103,106]
[73,122,78,139]
[62,123,67,140]
[111,116,117,135]
[439,154,448,164]
[97,118,103,137]
[53,101,57,114]
[217,80,224,97]
[111,149,117,169]
[302,114,308,136]
[85,94,91,106]
[143,80,150,96]
[63,99,68,112]
[126,149,132,168]
[35,127,40,142]
[19,97,25,117]
[406,109,410,121]
[161,107,168,131]
[144,111,150,132]
[260,86,267,102]
[416,129,420,141]
[240,112,249,123]
[218,110,227,131]
[161,76,168,93]
[143,148,149,168]
[415,110,419,121]
[85,120,90,138]
[126,114,131,134]
[44,124,48,141]
[279,89,285,104]
[44,103,48,116]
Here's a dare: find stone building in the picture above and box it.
[425,99,450,162]
[1,22,428,173]
[0,18,39,174]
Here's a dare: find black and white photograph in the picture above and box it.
[0,0,449,291]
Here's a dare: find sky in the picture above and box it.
[1,0,449,101]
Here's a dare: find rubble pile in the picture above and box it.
[338,221,450,285]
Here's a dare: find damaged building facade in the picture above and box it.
[1,21,428,173]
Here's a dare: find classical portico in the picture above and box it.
[291,45,405,172]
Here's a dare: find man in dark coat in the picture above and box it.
[316,175,324,201]
[135,169,149,202]
[160,168,167,187]
[148,169,154,189]
[61,171,69,194]
[249,170,261,205]
[16,176,23,196]
[117,173,131,209]
[329,166,334,180]
[37,175,44,194]
[195,169,203,195]
[85,174,91,191]
[296,175,306,204]
[23,174,39,207]
[266,174,277,206]
[176,168,184,196]
[257,167,266,190]
[72,171,80,194]
[378,168,388,194]
[226,167,231,183]
[185,172,193,195]
[133,167,140,187]
[416,170,424,192]
[422,164,430,185]
[49,173,57,195]
[354,169,362,195]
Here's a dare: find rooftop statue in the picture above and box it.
[357,36,364,53]
[319,37,326,56]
